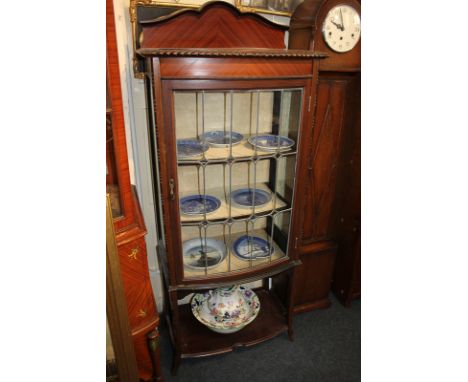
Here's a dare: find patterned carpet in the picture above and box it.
[158,294,361,382]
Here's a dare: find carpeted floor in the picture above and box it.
[159,294,361,382]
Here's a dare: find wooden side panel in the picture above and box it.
[159,57,313,79]
[106,0,135,231]
[141,3,286,50]
[301,76,350,242]
[118,237,158,329]
[271,242,336,314]
[331,226,360,306]
[331,81,361,305]
[293,247,336,313]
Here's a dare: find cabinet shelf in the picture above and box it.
[182,228,288,279]
[180,183,289,224]
[177,138,297,165]
[175,288,288,358]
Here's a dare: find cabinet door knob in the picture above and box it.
[169,178,175,200]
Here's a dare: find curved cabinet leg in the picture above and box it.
[147,329,164,382]
[168,289,182,376]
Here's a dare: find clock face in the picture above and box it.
[322,4,361,53]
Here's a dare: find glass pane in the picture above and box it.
[106,79,123,218]
[174,88,302,279]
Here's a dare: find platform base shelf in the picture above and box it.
[174,289,288,359]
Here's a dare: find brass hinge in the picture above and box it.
[169,178,175,200]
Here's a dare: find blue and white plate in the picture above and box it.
[232,235,275,260]
[230,188,271,208]
[180,195,221,215]
[200,131,244,148]
[183,238,227,270]
[177,139,209,158]
[248,135,295,151]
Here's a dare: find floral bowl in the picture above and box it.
[190,285,260,334]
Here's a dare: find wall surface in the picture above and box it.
[111,0,290,311]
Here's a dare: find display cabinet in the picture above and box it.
[107,0,163,380]
[137,2,326,373]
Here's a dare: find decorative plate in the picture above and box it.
[232,235,275,260]
[248,135,295,151]
[180,194,221,215]
[183,238,227,270]
[200,130,244,147]
[230,188,271,208]
[177,139,209,158]
[191,285,260,334]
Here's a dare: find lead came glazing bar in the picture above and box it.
[201,92,208,226]
[269,155,281,263]
[227,222,232,273]
[229,91,233,159]
[228,92,234,273]
[248,220,254,268]
[203,224,208,276]
[252,91,261,216]
[195,93,199,138]
[179,207,293,227]
[201,91,209,274]
[201,91,206,162]
[253,91,260,158]
[269,214,275,262]
[176,151,297,166]
[277,90,283,151]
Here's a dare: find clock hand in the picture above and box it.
[330,19,343,30]
[340,7,345,31]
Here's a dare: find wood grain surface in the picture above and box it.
[140,3,287,50]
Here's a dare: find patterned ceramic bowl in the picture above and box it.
[191,285,260,334]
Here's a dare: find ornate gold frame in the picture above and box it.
[235,0,293,17]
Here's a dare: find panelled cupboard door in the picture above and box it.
[301,74,358,243]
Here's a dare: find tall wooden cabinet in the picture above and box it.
[106,0,163,380]
[287,0,361,309]
[137,2,327,374]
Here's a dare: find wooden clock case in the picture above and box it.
[287,0,361,309]
[107,0,163,380]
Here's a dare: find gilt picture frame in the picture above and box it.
[235,0,302,17]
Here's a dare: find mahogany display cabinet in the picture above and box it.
[137,2,327,374]
[107,0,163,380]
